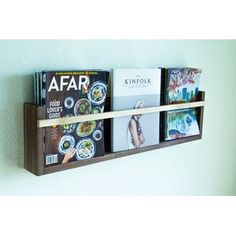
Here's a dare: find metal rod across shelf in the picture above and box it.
[37,100,205,128]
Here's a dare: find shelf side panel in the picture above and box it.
[37,106,45,175]
[24,104,45,176]
[198,91,205,137]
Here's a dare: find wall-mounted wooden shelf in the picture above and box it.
[24,91,205,176]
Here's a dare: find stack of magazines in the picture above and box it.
[34,70,109,166]
[33,67,202,166]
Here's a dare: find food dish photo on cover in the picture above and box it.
[34,70,109,167]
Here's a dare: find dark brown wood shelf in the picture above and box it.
[24,91,205,176]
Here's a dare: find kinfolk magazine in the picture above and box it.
[111,69,161,152]
[35,70,109,166]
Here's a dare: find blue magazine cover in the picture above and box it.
[164,68,201,141]
[165,108,199,140]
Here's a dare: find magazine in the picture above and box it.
[35,70,109,166]
[161,68,201,141]
[111,69,161,152]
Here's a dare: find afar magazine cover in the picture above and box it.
[40,70,109,166]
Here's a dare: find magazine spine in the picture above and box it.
[104,71,111,153]
[110,70,115,152]
[35,72,39,105]
[41,72,46,105]
[33,73,37,104]
[39,72,43,105]
[160,68,168,141]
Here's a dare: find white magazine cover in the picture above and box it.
[111,69,161,152]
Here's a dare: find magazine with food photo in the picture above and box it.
[111,69,161,152]
[42,70,109,166]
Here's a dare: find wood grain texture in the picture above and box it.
[24,104,37,174]
[24,104,45,176]
[36,107,45,175]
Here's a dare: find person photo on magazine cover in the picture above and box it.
[128,100,145,149]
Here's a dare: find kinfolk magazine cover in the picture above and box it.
[111,69,161,152]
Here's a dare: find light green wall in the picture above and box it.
[0,40,235,195]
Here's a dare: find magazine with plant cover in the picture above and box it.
[41,70,109,166]
[161,68,202,141]
[111,69,161,152]
[165,108,200,140]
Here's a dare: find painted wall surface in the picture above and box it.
[0,40,235,195]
